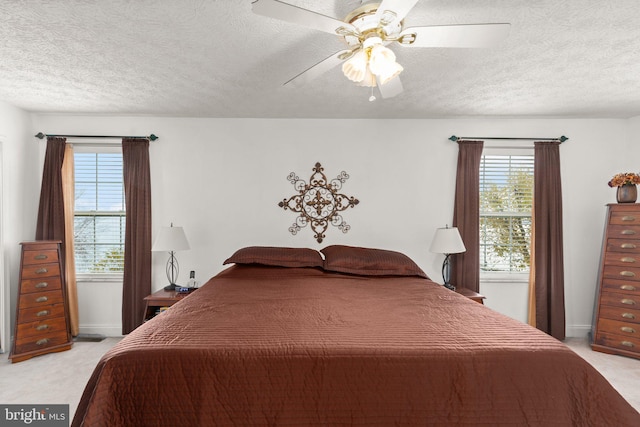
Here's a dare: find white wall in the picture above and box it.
[28,114,635,337]
[0,100,40,352]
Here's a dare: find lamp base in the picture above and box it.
[164,283,178,291]
[443,282,456,291]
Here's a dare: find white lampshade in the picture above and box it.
[152,225,190,252]
[429,226,466,255]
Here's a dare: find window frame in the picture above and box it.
[479,145,534,282]
[73,144,125,281]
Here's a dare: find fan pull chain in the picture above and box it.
[369,85,376,102]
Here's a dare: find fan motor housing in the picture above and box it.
[342,3,403,47]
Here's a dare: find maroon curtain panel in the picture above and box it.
[122,138,152,334]
[35,137,67,265]
[534,141,565,340]
[452,140,484,292]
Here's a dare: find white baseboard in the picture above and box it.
[566,324,592,338]
[78,324,123,338]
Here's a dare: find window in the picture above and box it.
[73,148,125,274]
[479,150,534,273]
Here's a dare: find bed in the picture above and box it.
[72,245,640,426]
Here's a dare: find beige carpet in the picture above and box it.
[0,336,638,420]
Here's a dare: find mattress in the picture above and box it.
[72,263,640,426]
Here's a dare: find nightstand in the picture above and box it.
[142,288,195,322]
[455,288,486,304]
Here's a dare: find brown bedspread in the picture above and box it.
[73,265,640,426]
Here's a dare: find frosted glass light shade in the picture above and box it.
[342,50,368,83]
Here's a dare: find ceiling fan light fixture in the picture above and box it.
[341,49,368,82]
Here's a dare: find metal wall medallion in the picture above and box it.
[278,162,359,243]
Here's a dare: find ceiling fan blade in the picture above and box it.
[376,76,404,99]
[375,0,420,25]
[252,0,356,36]
[397,23,511,48]
[284,49,353,88]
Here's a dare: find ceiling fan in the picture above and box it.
[252,0,510,100]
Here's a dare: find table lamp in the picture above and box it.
[429,225,466,291]
[152,223,190,291]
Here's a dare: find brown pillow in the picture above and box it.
[223,246,323,268]
[321,245,428,278]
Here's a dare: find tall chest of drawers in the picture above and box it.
[9,241,73,363]
[591,204,640,359]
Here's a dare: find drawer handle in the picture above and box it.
[36,338,50,346]
[36,310,49,317]
[34,254,48,260]
[620,271,636,277]
[35,268,48,274]
[35,296,48,303]
[621,243,637,249]
[622,216,637,222]
[621,298,636,305]
[622,230,637,235]
[622,312,636,319]
[621,341,634,348]
[621,257,636,263]
[621,285,638,291]
[621,326,636,333]
[36,324,50,331]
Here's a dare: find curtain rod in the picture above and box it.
[34,132,158,141]
[449,135,568,143]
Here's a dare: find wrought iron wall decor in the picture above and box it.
[278,162,359,243]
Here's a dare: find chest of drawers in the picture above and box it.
[591,204,640,359]
[9,241,73,363]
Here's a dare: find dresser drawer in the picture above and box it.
[604,252,640,267]
[600,291,639,309]
[607,238,640,254]
[594,331,640,353]
[610,210,640,225]
[21,262,60,280]
[15,317,68,339]
[17,303,66,324]
[602,265,640,282]
[19,277,62,294]
[13,330,70,355]
[607,225,640,239]
[18,290,64,310]
[597,318,639,338]
[602,279,640,297]
[598,305,640,324]
[22,249,59,265]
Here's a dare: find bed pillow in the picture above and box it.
[223,246,324,268]
[321,245,428,278]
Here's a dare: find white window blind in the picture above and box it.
[479,153,534,273]
[74,151,125,274]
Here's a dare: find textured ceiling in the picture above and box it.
[1,0,640,119]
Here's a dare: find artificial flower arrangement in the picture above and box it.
[608,172,640,187]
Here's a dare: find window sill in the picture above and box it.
[76,274,123,283]
[480,272,529,284]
